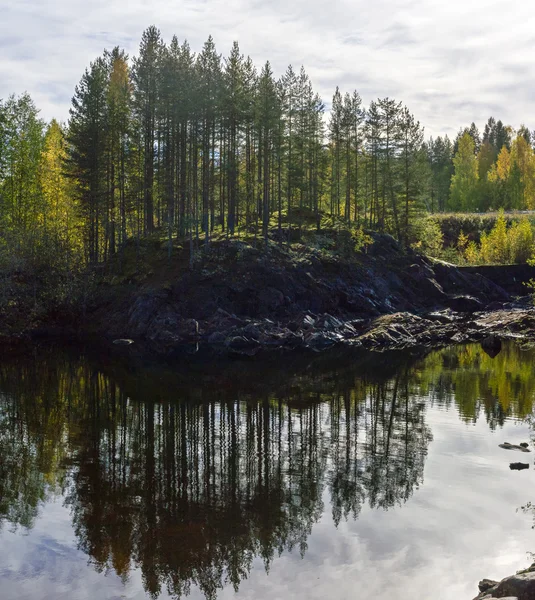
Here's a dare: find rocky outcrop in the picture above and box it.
[12,233,535,357]
[70,233,534,357]
[474,565,535,599]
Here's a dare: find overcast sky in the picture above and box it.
[1,0,533,138]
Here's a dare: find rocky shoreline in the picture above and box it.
[7,233,534,358]
[105,304,535,359]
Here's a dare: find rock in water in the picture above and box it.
[499,442,531,452]
[481,335,502,358]
[510,462,530,470]
[113,339,134,346]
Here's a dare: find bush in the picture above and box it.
[508,219,534,263]
[458,211,534,264]
[409,217,444,257]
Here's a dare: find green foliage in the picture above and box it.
[6,28,535,322]
[449,132,479,211]
[408,216,444,257]
[352,226,374,253]
[457,210,534,264]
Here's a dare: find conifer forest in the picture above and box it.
[2,27,534,272]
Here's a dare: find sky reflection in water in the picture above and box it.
[0,341,534,600]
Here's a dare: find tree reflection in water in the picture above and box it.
[0,341,533,599]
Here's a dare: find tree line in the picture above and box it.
[0,27,428,267]
[1,26,534,270]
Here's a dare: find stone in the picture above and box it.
[479,579,499,593]
[447,294,483,312]
[208,331,226,344]
[242,323,261,340]
[303,314,316,328]
[225,335,258,350]
[112,338,134,345]
[481,334,502,358]
[499,442,531,453]
[510,463,530,470]
[492,570,535,599]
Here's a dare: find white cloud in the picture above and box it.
[0,0,534,137]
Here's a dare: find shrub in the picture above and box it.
[508,218,534,263]
[409,217,444,257]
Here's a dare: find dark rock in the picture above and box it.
[224,335,261,357]
[510,463,530,470]
[491,570,535,599]
[207,331,226,344]
[287,320,299,332]
[302,314,316,329]
[481,335,502,358]
[242,323,262,340]
[322,314,343,331]
[304,331,341,350]
[426,309,458,324]
[225,335,258,350]
[499,443,531,453]
[447,295,483,312]
[521,443,529,448]
[31,232,532,358]
[113,339,134,346]
[258,287,285,313]
[479,579,499,593]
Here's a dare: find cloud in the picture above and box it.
[0,0,534,137]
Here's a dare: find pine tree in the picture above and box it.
[132,26,163,235]
[196,36,221,244]
[256,62,279,246]
[398,106,424,243]
[67,58,109,262]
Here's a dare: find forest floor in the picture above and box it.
[3,225,533,358]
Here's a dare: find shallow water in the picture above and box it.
[0,342,534,600]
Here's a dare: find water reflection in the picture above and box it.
[416,342,535,427]
[0,341,533,599]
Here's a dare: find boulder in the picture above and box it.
[447,294,483,312]
[479,579,499,593]
[481,335,502,358]
[492,570,535,599]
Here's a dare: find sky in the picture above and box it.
[0,0,534,138]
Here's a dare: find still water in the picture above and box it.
[0,342,535,600]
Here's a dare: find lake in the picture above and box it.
[0,341,534,600]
